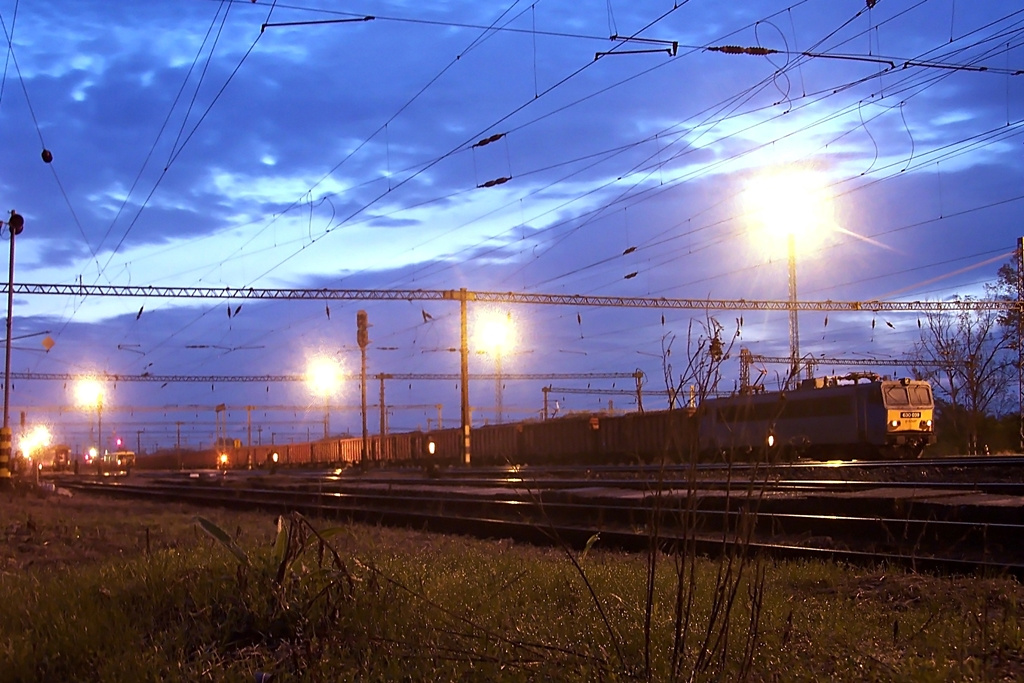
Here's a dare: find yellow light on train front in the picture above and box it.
[889,420,900,429]
[766,434,775,448]
[920,420,933,431]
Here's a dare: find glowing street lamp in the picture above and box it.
[474,309,516,423]
[746,168,835,388]
[18,424,52,462]
[19,424,51,479]
[307,356,342,439]
[75,378,105,455]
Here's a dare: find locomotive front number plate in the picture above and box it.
[900,411,922,419]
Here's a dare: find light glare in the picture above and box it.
[19,424,52,458]
[307,356,343,398]
[75,378,104,408]
[474,309,516,355]
[745,168,836,260]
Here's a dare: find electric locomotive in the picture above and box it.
[698,374,935,459]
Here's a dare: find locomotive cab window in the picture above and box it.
[882,386,910,407]
[907,384,932,406]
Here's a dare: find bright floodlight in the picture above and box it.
[18,424,52,459]
[745,168,835,260]
[75,378,104,408]
[474,309,516,355]
[307,356,343,398]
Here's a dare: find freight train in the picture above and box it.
[137,375,936,470]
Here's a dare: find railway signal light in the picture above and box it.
[357,310,369,348]
[7,210,24,235]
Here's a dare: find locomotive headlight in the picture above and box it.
[889,420,901,429]
[766,433,775,448]
[920,419,933,431]
[427,440,436,455]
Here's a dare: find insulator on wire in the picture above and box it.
[708,45,778,56]
[473,133,505,148]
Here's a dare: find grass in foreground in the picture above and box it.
[1,486,1022,682]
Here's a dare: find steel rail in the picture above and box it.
[58,476,1024,579]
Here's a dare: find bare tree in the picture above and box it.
[910,299,1014,454]
[661,314,740,409]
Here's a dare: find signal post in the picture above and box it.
[1,211,25,490]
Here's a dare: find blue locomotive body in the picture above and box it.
[698,375,936,459]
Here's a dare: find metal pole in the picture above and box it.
[0,221,14,488]
[247,405,254,468]
[459,289,472,465]
[495,352,503,423]
[360,343,368,460]
[323,398,329,440]
[635,370,644,413]
[379,375,386,437]
[787,233,800,388]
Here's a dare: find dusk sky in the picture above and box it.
[1,0,1022,453]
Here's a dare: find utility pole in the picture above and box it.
[787,233,800,389]
[1,211,23,490]
[634,370,644,413]
[357,310,369,462]
[442,289,474,465]
[378,374,387,438]
[246,405,254,469]
[214,404,226,457]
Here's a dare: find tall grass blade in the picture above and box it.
[195,515,249,565]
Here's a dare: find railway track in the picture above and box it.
[53,465,1024,579]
